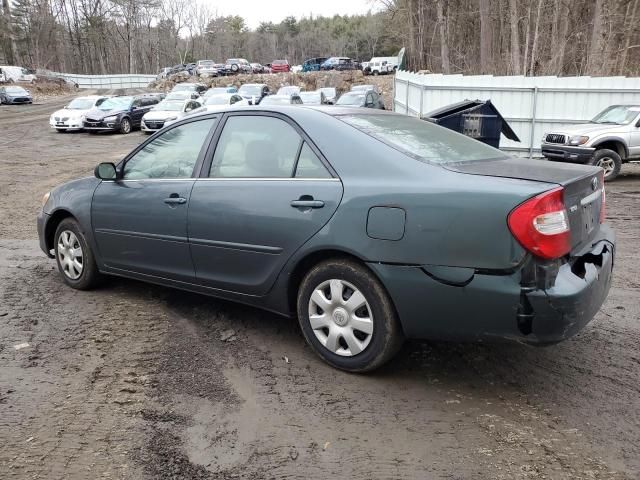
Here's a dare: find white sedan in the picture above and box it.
[141,98,205,133]
[202,93,248,111]
[49,95,110,132]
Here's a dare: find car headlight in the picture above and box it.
[104,115,117,122]
[568,135,589,145]
[42,191,50,208]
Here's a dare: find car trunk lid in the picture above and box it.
[446,157,604,254]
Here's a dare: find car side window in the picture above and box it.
[295,143,331,179]
[123,118,216,180]
[132,99,142,108]
[209,116,302,178]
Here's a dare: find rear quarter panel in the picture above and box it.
[291,109,553,270]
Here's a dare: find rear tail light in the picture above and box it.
[599,172,606,224]
[508,187,571,260]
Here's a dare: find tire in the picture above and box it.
[54,218,102,290]
[231,64,239,72]
[297,259,404,372]
[590,149,621,181]
[373,70,379,76]
[119,117,131,134]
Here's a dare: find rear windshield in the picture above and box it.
[340,114,509,164]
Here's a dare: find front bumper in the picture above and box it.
[542,144,595,164]
[83,119,120,131]
[5,97,32,104]
[37,210,54,258]
[368,225,615,344]
[141,120,165,132]
[50,120,83,130]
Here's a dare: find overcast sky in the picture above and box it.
[201,0,380,29]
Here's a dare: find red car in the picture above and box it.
[270,60,290,73]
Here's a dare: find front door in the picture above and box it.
[92,117,218,282]
[188,113,343,295]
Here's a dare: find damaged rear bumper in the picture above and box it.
[367,224,615,343]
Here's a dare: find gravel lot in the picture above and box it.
[1,94,639,479]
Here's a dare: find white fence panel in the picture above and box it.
[48,72,156,89]
[393,71,640,156]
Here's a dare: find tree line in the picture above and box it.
[0,0,637,77]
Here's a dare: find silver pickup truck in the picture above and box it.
[541,105,640,180]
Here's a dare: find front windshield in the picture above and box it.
[5,87,27,94]
[204,88,228,97]
[300,92,321,104]
[260,96,290,105]
[67,98,95,110]
[337,93,364,106]
[98,96,132,111]
[165,92,190,101]
[205,95,230,105]
[341,114,509,164]
[172,84,195,92]
[591,105,640,125]
[154,101,184,112]
[238,85,263,96]
[277,86,300,95]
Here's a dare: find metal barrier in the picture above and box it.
[48,72,157,89]
[393,71,640,157]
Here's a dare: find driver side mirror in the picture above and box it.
[95,162,117,180]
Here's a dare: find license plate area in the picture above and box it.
[583,203,595,235]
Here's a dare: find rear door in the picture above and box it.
[188,113,343,295]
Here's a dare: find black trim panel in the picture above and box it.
[189,237,283,254]
[94,228,188,244]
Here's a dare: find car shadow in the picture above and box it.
[100,275,599,392]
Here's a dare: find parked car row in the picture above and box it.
[47,83,384,136]
[49,93,164,134]
[157,54,375,79]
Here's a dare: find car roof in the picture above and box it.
[240,83,266,87]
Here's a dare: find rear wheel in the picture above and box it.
[297,259,403,372]
[590,149,621,181]
[119,117,132,134]
[54,218,102,290]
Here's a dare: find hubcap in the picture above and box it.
[308,279,374,357]
[57,230,83,280]
[122,120,130,133]
[597,157,615,176]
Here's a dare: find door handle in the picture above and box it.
[164,196,187,205]
[291,199,324,209]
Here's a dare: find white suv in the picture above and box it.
[541,104,640,181]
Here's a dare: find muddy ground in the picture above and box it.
[0,95,639,480]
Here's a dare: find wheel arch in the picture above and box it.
[45,209,77,252]
[286,248,400,326]
[592,138,628,159]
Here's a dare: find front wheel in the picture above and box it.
[119,117,132,134]
[297,259,404,372]
[54,218,102,290]
[590,149,621,181]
